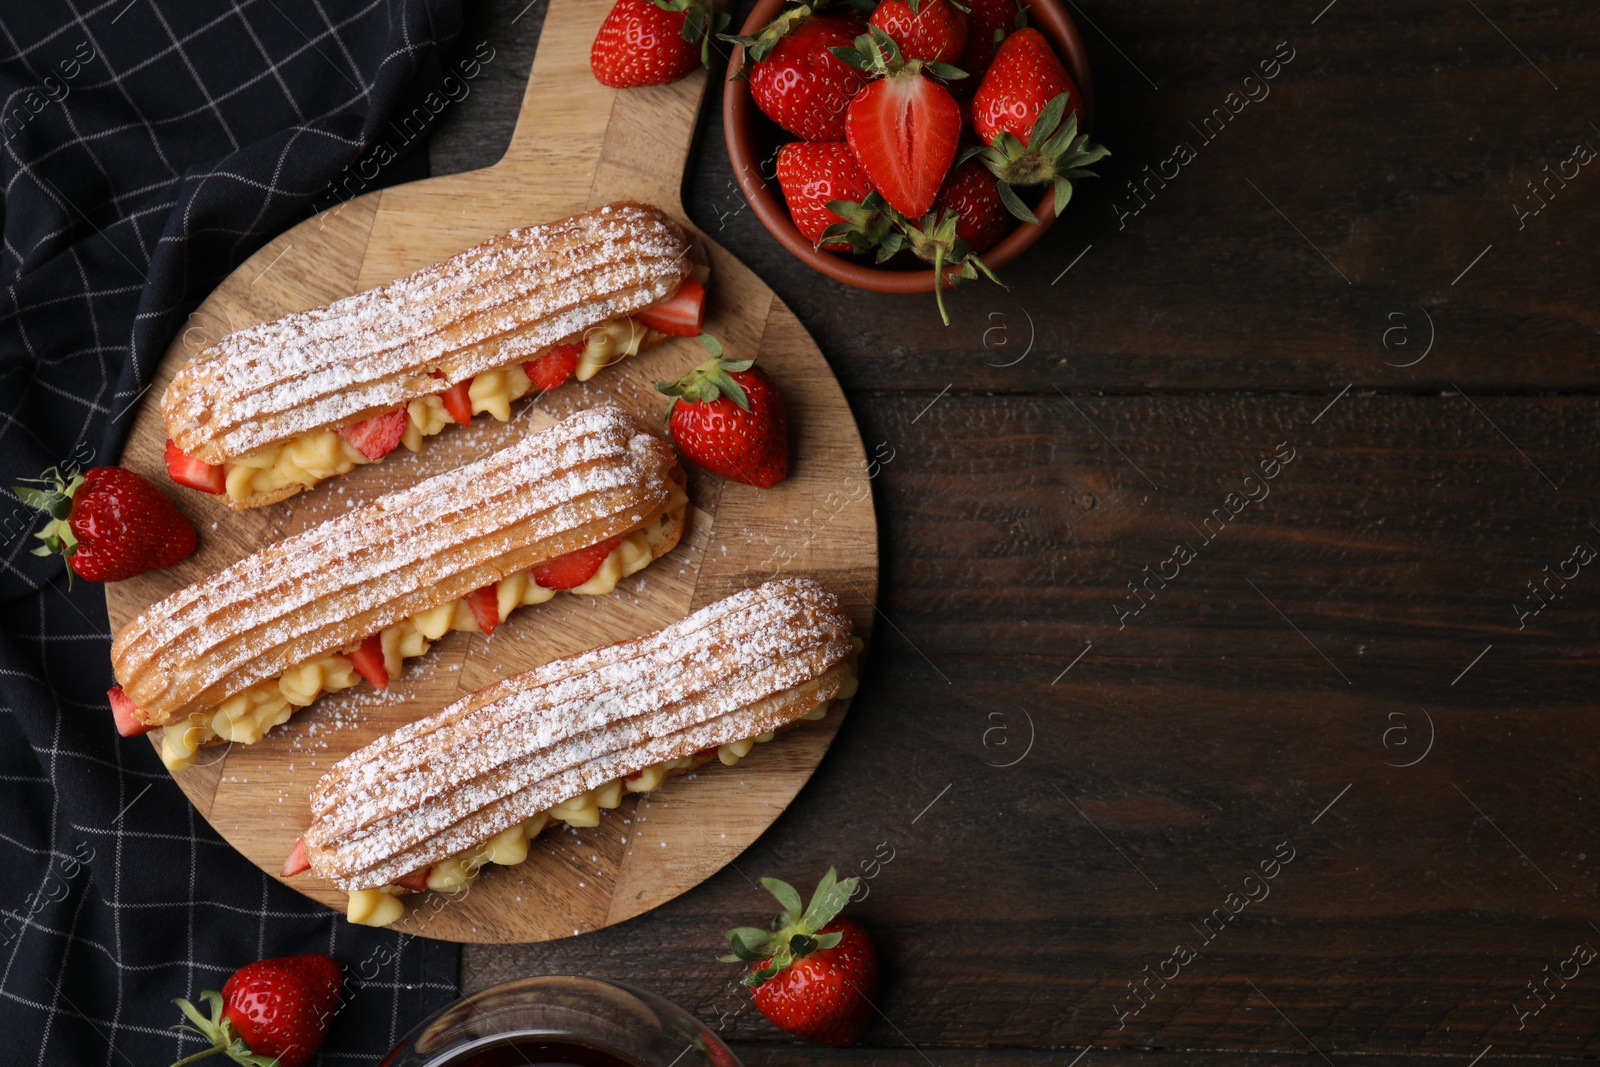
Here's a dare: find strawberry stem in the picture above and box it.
[721,868,860,988]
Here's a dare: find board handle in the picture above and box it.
[501,0,715,215]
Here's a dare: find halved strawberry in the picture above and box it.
[164,439,226,495]
[108,685,153,737]
[524,343,585,392]
[531,535,624,590]
[838,28,964,219]
[282,837,310,877]
[438,378,475,425]
[465,584,501,635]
[337,408,408,461]
[634,278,705,336]
[347,635,388,689]
[394,869,431,893]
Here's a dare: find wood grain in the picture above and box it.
[465,394,1600,1059]
[100,0,877,945]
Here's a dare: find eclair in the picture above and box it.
[162,201,707,508]
[283,579,859,928]
[110,406,687,771]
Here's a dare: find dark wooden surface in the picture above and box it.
[429,1,1600,1061]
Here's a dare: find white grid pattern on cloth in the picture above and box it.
[0,0,466,1061]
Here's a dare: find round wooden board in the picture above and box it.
[100,0,878,945]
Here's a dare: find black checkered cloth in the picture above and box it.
[0,2,469,1062]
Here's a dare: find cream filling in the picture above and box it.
[156,511,678,772]
[345,642,864,928]
[220,318,642,503]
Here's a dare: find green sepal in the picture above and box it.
[924,61,968,80]
[970,90,1109,221]
[719,868,862,990]
[718,3,814,78]
[654,338,753,411]
[167,990,280,1066]
[15,467,87,579]
[762,876,805,920]
[996,181,1039,225]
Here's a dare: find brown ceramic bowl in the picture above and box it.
[722,0,1095,294]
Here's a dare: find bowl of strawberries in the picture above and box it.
[722,0,1105,321]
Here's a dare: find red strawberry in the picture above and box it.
[722,869,878,1046]
[336,407,408,460]
[437,377,475,425]
[869,0,967,64]
[164,439,225,494]
[347,635,388,689]
[937,158,1011,252]
[268,955,345,1020]
[839,29,963,219]
[465,584,501,634]
[729,12,867,141]
[656,338,788,488]
[635,277,706,336]
[776,141,874,249]
[961,37,1107,229]
[15,465,196,583]
[281,837,310,877]
[393,869,432,893]
[590,0,723,88]
[959,0,1022,77]
[172,954,343,1067]
[971,27,1080,145]
[524,342,585,392]
[531,535,625,590]
[107,685,154,737]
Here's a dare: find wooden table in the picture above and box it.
[431,1,1600,1061]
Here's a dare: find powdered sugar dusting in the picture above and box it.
[303,580,853,890]
[164,203,693,462]
[111,406,681,721]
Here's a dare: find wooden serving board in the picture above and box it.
[102,0,877,945]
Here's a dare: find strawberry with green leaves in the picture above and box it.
[170,954,342,1067]
[819,190,1001,324]
[964,28,1108,222]
[655,336,788,488]
[15,465,196,583]
[937,157,1011,252]
[836,26,966,219]
[776,140,875,249]
[591,0,727,88]
[723,8,866,141]
[722,868,878,1046]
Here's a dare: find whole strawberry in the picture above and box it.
[937,158,1011,252]
[171,954,343,1067]
[971,27,1081,144]
[15,465,195,583]
[962,29,1108,226]
[959,0,1023,78]
[655,337,788,488]
[724,10,866,141]
[722,869,878,1046]
[776,141,874,249]
[591,0,725,88]
[869,0,968,65]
